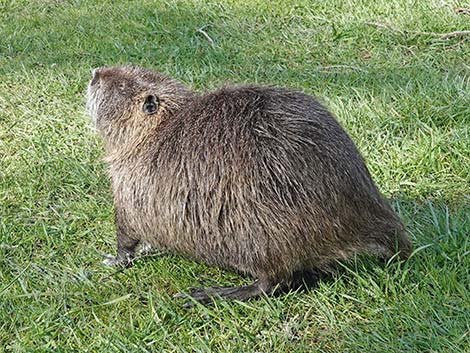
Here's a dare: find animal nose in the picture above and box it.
[90,68,101,85]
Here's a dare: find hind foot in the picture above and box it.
[175,279,273,307]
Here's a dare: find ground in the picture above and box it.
[0,0,469,352]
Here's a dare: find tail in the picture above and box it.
[392,221,412,260]
[366,207,412,262]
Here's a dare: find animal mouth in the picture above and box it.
[86,67,105,125]
[90,68,101,87]
[85,82,100,129]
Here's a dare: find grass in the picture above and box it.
[0,0,469,351]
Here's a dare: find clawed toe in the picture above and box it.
[102,254,119,266]
[173,291,188,299]
[174,287,215,307]
[102,254,133,267]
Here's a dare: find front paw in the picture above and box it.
[102,254,133,267]
[138,242,153,256]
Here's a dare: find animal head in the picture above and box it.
[86,65,192,150]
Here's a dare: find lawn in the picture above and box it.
[0,0,469,352]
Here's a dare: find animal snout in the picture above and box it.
[90,67,102,86]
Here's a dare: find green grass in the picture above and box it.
[1,0,469,351]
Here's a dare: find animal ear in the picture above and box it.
[142,94,159,115]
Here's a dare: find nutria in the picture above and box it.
[86,65,412,305]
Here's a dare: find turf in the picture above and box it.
[0,0,469,352]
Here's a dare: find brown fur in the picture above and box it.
[86,65,412,304]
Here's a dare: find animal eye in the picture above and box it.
[142,95,159,115]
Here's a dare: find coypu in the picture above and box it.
[86,65,412,305]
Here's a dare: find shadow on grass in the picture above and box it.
[2,1,467,105]
[111,195,468,306]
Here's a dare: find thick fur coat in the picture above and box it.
[86,65,411,302]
